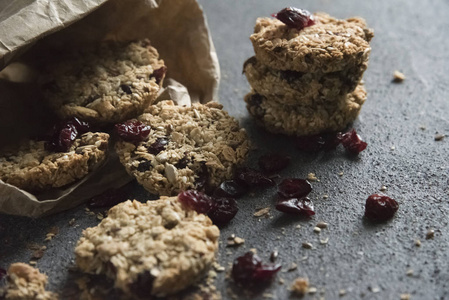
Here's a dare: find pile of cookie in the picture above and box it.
[244,7,374,136]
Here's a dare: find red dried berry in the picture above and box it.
[364,194,399,221]
[115,120,151,143]
[272,7,315,30]
[178,190,213,214]
[275,197,315,217]
[45,121,78,152]
[151,66,167,85]
[258,153,291,173]
[147,137,169,155]
[278,178,312,199]
[341,129,367,154]
[235,167,275,187]
[208,197,238,225]
[213,180,248,198]
[232,252,281,286]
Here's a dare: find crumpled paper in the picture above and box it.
[0,0,220,217]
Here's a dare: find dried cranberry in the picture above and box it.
[364,194,399,221]
[208,197,238,225]
[275,197,315,217]
[45,121,78,152]
[87,187,128,208]
[235,167,275,187]
[341,129,367,154]
[213,180,248,198]
[115,120,151,143]
[70,117,90,134]
[0,268,6,280]
[232,252,281,286]
[151,66,167,85]
[278,178,312,198]
[258,153,291,173]
[322,132,343,151]
[272,7,315,30]
[147,137,169,155]
[175,155,190,169]
[178,190,213,214]
[128,271,155,298]
[120,84,132,94]
[136,160,152,172]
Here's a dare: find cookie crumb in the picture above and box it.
[290,278,309,296]
[426,229,435,240]
[302,242,313,249]
[320,238,329,245]
[323,194,329,200]
[286,263,297,272]
[227,236,245,247]
[270,250,279,262]
[406,269,414,276]
[68,218,76,226]
[400,293,411,300]
[339,289,347,297]
[313,227,321,233]
[338,171,344,176]
[213,262,225,272]
[393,70,405,82]
[391,146,396,150]
[307,173,318,182]
[316,222,328,229]
[434,134,445,141]
[370,286,380,293]
[254,207,270,217]
[308,286,317,294]
[380,185,387,191]
[415,239,421,247]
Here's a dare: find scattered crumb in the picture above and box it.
[419,125,426,131]
[262,293,274,298]
[406,269,414,276]
[316,222,328,229]
[302,242,313,249]
[400,293,411,300]
[254,207,270,217]
[28,261,37,266]
[31,250,45,260]
[286,263,297,272]
[434,134,445,141]
[307,173,318,182]
[393,70,405,82]
[68,218,76,226]
[295,224,302,229]
[391,146,396,150]
[370,286,380,293]
[227,236,245,247]
[290,278,309,296]
[212,262,225,272]
[96,213,104,221]
[270,250,278,262]
[415,239,421,247]
[320,238,329,245]
[308,287,317,294]
[338,171,344,176]
[380,186,387,191]
[279,278,285,285]
[313,227,321,233]
[426,229,435,240]
[339,289,347,297]
[323,194,329,200]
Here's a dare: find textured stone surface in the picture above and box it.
[1,0,449,299]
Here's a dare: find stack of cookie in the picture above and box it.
[244,9,374,136]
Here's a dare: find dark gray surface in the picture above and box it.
[2,0,449,299]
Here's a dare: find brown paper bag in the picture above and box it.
[0,0,220,217]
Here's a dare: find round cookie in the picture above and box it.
[250,13,373,73]
[75,198,220,297]
[115,100,249,196]
[40,39,166,124]
[0,132,109,192]
[245,84,366,136]
[244,56,366,105]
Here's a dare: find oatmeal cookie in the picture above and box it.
[115,100,249,196]
[0,263,58,300]
[40,39,166,124]
[75,198,220,297]
[245,83,366,136]
[250,13,373,73]
[0,132,109,192]
[243,56,366,105]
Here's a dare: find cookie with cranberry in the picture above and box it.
[0,132,109,192]
[115,100,249,196]
[40,39,166,124]
[250,12,373,74]
[75,197,220,297]
[245,83,366,136]
[243,56,365,105]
